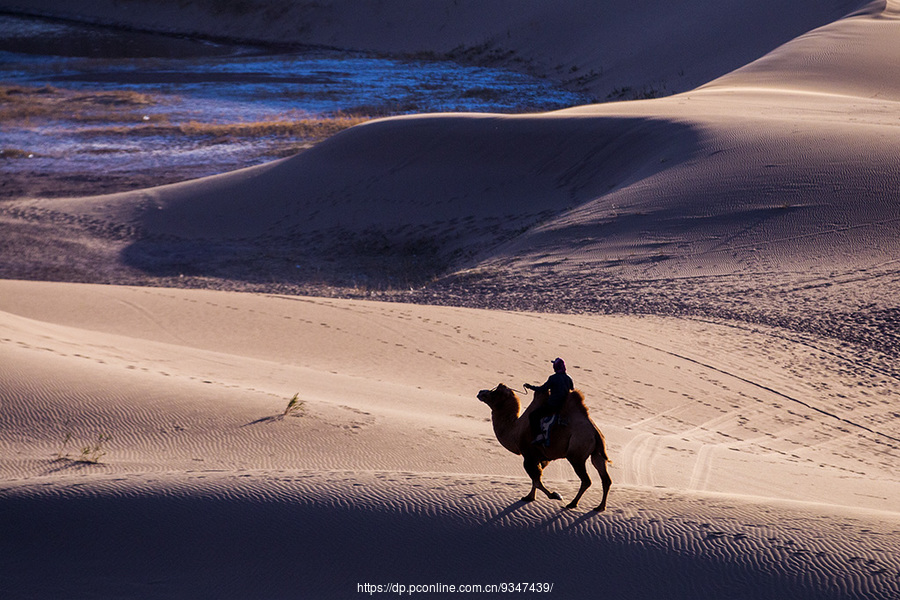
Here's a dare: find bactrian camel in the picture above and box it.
[477,383,611,511]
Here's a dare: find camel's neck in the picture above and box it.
[491,401,524,455]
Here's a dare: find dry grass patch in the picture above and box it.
[54,428,112,464]
[0,148,34,159]
[1,84,372,143]
[77,113,373,142]
[0,84,157,123]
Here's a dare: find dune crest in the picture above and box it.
[706,0,900,100]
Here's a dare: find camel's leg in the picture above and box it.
[566,456,592,509]
[591,451,612,512]
[522,458,561,502]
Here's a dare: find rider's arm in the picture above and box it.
[532,378,552,393]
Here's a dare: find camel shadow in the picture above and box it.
[535,496,604,530]
[561,507,604,531]
[483,496,605,530]
[483,499,533,527]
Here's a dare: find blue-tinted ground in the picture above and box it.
[0,12,591,198]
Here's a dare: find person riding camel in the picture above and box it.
[524,357,573,446]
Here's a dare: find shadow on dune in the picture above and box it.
[483,498,533,526]
[119,114,702,288]
[3,481,872,600]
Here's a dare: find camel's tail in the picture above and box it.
[593,426,612,466]
[569,389,612,466]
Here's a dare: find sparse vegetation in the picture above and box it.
[2,26,587,202]
[0,84,156,123]
[0,148,34,159]
[283,393,305,417]
[54,426,111,464]
[56,430,74,460]
[80,433,112,463]
[75,113,372,142]
[606,83,668,101]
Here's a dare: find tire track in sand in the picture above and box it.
[542,315,900,447]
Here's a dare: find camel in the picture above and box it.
[477,383,611,511]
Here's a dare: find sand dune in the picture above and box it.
[5,471,897,598]
[4,2,899,293]
[1,1,899,598]
[1,0,869,100]
[708,0,900,100]
[1,280,898,597]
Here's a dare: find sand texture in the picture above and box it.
[1,1,899,598]
[1,281,898,598]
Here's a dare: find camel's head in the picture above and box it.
[477,384,518,411]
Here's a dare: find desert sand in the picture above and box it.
[1,1,899,598]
